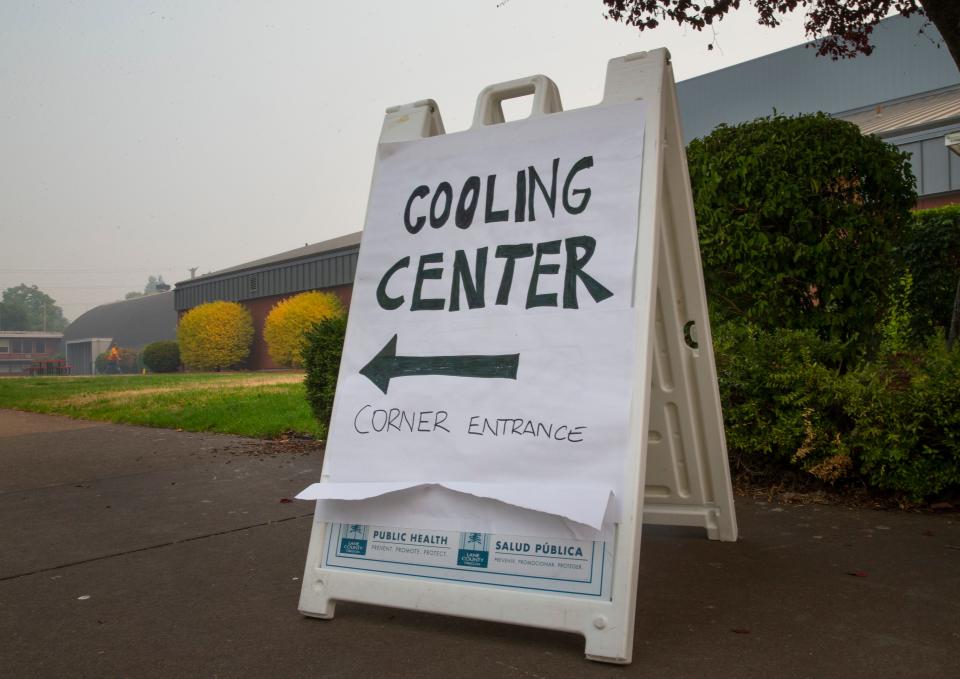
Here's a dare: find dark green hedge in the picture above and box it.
[142,340,181,373]
[714,323,960,500]
[688,113,917,362]
[898,205,960,344]
[689,113,960,501]
[302,315,348,437]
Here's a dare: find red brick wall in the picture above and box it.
[243,295,284,371]
[241,285,353,370]
[917,192,960,209]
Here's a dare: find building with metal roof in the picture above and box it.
[834,85,960,204]
[676,13,960,206]
[64,292,178,374]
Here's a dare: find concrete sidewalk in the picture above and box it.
[1,409,957,678]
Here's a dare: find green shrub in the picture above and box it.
[843,336,960,500]
[142,341,181,373]
[302,315,348,436]
[713,321,853,481]
[117,348,139,374]
[94,347,139,374]
[688,113,917,361]
[899,206,960,343]
[716,319,960,499]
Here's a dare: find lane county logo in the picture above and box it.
[457,531,490,568]
[339,524,369,556]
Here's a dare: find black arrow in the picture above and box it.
[359,334,520,394]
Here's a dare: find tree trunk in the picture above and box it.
[948,271,960,351]
[920,0,960,71]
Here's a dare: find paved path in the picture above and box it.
[1,409,958,678]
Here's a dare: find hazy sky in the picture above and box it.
[0,1,810,321]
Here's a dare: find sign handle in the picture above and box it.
[471,74,563,127]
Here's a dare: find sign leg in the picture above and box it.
[299,514,337,620]
[583,615,633,664]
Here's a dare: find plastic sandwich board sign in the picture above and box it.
[297,49,737,664]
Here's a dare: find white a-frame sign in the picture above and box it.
[298,50,737,665]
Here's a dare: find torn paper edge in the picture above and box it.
[296,481,614,531]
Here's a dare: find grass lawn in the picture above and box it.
[0,372,323,440]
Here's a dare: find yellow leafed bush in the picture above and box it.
[264,291,344,367]
[177,301,254,371]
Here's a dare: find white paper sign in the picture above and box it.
[300,100,647,531]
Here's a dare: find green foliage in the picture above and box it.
[0,300,29,330]
[879,272,915,355]
[843,336,960,500]
[1,284,69,331]
[899,205,960,339]
[713,322,853,481]
[142,341,181,373]
[177,301,254,371]
[302,315,348,436]
[688,113,916,360]
[117,348,139,374]
[715,319,960,499]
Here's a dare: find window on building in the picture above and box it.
[0,340,9,354]
[35,341,45,354]
[248,274,258,293]
[11,339,22,353]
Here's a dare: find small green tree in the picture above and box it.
[879,273,916,355]
[142,341,181,373]
[177,301,253,371]
[688,113,917,361]
[302,315,348,435]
